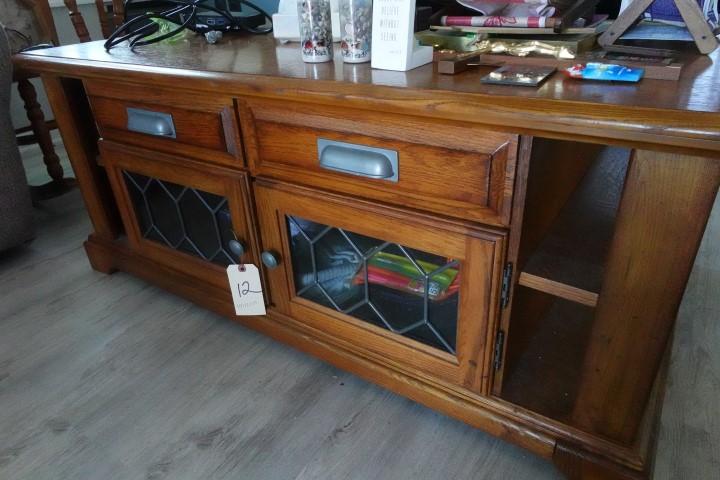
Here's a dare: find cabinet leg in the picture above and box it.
[553,442,645,480]
[84,238,118,275]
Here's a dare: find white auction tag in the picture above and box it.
[227,264,266,316]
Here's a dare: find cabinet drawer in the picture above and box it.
[240,98,519,226]
[86,80,243,168]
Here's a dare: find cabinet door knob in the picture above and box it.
[228,239,245,258]
[261,251,280,269]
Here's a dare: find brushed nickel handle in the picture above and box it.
[127,107,176,138]
[318,138,398,182]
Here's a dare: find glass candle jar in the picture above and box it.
[297,0,334,63]
[339,0,372,63]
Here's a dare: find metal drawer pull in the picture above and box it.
[126,107,176,138]
[318,138,398,182]
[228,239,245,258]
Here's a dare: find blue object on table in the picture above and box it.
[577,63,645,82]
[620,22,695,41]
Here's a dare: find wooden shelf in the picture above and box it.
[501,286,596,421]
[518,271,598,307]
[518,147,630,306]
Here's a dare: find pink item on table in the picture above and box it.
[456,0,556,16]
[440,15,553,27]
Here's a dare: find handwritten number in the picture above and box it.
[237,280,261,298]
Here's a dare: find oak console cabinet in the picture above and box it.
[15,37,720,480]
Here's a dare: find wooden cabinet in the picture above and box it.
[254,180,506,394]
[25,39,720,480]
[99,140,260,290]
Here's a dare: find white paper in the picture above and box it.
[227,264,266,316]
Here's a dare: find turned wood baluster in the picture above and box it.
[64,0,92,42]
[17,77,64,183]
[92,0,126,39]
[111,0,126,29]
[94,0,114,38]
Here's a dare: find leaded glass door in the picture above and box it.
[255,181,507,394]
[287,215,461,354]
[100,141,260,292]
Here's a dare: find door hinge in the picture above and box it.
[500,262,513,309]
[493,330,505,371]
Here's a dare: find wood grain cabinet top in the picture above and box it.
[15,36,720,155]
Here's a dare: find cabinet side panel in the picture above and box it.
[43,75,121,239]
[572,151,720,443]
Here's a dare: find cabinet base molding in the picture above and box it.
[83,234,654,480]
[553,442,647,480]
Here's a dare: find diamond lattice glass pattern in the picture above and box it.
[123,171,237,266]
[287,215,460,354]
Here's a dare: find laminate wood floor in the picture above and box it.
[1,135,718,480]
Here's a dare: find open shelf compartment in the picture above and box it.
[496,138,631,422]
[518,140,630,305]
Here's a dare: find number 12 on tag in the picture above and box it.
[227,264,266,316]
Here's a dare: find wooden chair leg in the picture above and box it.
[64,0,93,43]
[95,0,118,38]
[17,77,77,201]
[18,77,63,181]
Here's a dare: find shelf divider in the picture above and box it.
[518,271,598,308]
